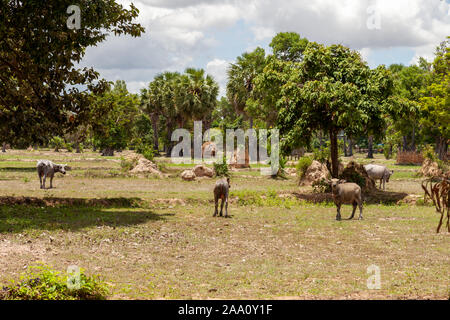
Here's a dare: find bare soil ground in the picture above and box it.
[0,150,448,299]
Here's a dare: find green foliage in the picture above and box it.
[120,157,138,172]
[312,179,331,194]
[49,136,65,152]
[383,145,392,160]
[65,143,74,153]
[0,1,144,146]
[78,143,84,153]
[230,190,296,208]
[422,145,437,162]
[0,264,109,300]
[136,144,155,162]
[213,158,230,177]
[91,80,140,154]
[296,156,313,179]
[313,147,330,164]
[269,32,309,62]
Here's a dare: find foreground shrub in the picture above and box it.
[0,264,109,300]
[214,158,230,177]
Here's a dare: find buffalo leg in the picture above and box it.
[348,202,357,220]
[336,204,341,221]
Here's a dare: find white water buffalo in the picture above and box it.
[331,179,363,221]
[37,160,68,189]
[364,164,394,191]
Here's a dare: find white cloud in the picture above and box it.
[206,59,231,97]
[79,0,450,94]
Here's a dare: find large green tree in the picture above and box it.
[0,0,144,146]
[275,42,393,177]
[90,80,139,156]
[420,38,450,160]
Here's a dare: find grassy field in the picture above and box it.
[0,149,448,300]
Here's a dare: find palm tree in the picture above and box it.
[226,47,266,129]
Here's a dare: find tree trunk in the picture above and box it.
[319,131,324,149]
[249,117,253,129]
[76,143,81,153]
[151,113,159,153]
[402,136,408,152]
[437,136,448,160]
[101,148,114,157]
[367,136,374,159]
[2,142,6,153]
[343,135,348,157]
[166,122,174,157]
[329,129,339,178]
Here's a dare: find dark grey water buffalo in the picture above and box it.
[331,179,363,221]
[364,164,394,191]
[213,177,230,218]
[37,160,68,189]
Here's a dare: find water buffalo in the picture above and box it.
[213,177,230,218]
[331,179,364,221]
[364,164,394,191]
[37,160,68,189]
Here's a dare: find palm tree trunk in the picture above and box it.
[151,113,159,153]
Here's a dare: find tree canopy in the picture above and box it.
[0,0,144,146]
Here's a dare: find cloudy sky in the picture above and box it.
[79,0,450,96]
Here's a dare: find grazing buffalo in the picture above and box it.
[364,164,394,191]
[331,179,364,221]
[37,160,68,189]
[213,177,230,218]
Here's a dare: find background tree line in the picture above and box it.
[0,2,447,170]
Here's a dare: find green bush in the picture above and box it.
[136,144,154,162]
[65,142,74,153]
[296,156,313,179]
[422,144,437,162]
[0,264,109,300]
[312,178,331,193]
[120,157,138,172]
[214,157,230,177]
[383,145,391,160]
[49,136,65,152]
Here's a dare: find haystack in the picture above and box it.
[299,160,330,186]
[420,159,443,178]
[193,165,214,178]
[340,161,376,192]
[181,170,196,181]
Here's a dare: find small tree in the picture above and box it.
[90,81,139,156]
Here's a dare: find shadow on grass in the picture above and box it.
[292,190,409,205]
[0,204,173,234]
[0,167,36,172]
[0,196,175,233]
[0,196,143,208]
